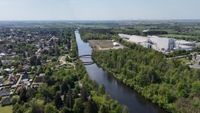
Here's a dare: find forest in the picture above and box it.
[80,27,200,113]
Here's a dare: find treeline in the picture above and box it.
[80,28,116,41]
[12,29,127,113]
[93,39,200,113]
[143,30,168,36]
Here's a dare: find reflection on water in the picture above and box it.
[75,30,166,113]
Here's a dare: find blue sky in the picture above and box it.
[0,0,199,20]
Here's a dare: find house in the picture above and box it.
[1,96,12,106]
[1,60,12,66]
[113,42,120,46]
[23,65,31,71]
[4,68,12,73]
[22,71,29,81]
[5,66,14,72]
[0,76,3,85]
[0,89,10,97]
[8,74,17,84]
[0,53,6,58]
[33,73,45,84]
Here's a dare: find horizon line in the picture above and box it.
[0,19,200,22]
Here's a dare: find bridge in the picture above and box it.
[79,54,94,65]
[79,54,92,58]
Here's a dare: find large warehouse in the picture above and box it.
[118,34,196,53]
[148,36,176,52]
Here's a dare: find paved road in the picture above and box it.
[15,74,22,87]
[190,63,200,69]
[167,54,190,60]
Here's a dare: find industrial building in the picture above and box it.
[148,36,176,52]
[118,34,196,53]
[175,40,196,51]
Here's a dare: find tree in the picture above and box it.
[191,81,200,97]
[19,87,28,103]
[80,88,88,101]
[39,84,53,102]
[29,99,44,113]
[61,80,69,94]
[83,100,98,113]
[26,87,36,100]
[98,105,109,113]
[0,60,2,67]
[30,55,41,66]
[73,98,84,113]
[44,103,59,113]
[64,91,74,109]
[61,107,73,113]
[13,103,25,113]
[121,106,129,113]
[98,85,105,94]
[55,92,63,109]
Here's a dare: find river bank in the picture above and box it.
[92,53,168,113]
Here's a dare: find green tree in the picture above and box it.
[98,85,105,94]
[44,103,59,113]
[55,92,63,109]
[28,99,44,113]
[73,98,84,113]
[191,81,200,97]
[84,100,98,113]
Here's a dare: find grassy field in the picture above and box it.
[89,40,124,51]
[89,40,114,49]
[0,105,12,113]
[160,34,200,41]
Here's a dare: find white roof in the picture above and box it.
[178,45,194,50]
[118,34,131,39]
[176,40,195,45]
[149,36,174,51]
[0,76,3,79]
[4,68,12,72]
[113,42,119,46]
[0,53,6,56]
[129,35,148,44]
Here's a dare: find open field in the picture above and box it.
[0,106,12,113]
[160,34,200,41]
[89,40,113,48]
[89,40,124,50]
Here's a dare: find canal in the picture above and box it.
[75,30,166,113]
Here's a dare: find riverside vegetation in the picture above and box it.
[81,28,200,113]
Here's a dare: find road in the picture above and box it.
[15,74,22,87]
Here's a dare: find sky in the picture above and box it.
[0,0,199,20]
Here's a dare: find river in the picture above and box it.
[75,30,166,113]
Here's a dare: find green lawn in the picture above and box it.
[160,34,200,41]
[0,105,12,113]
